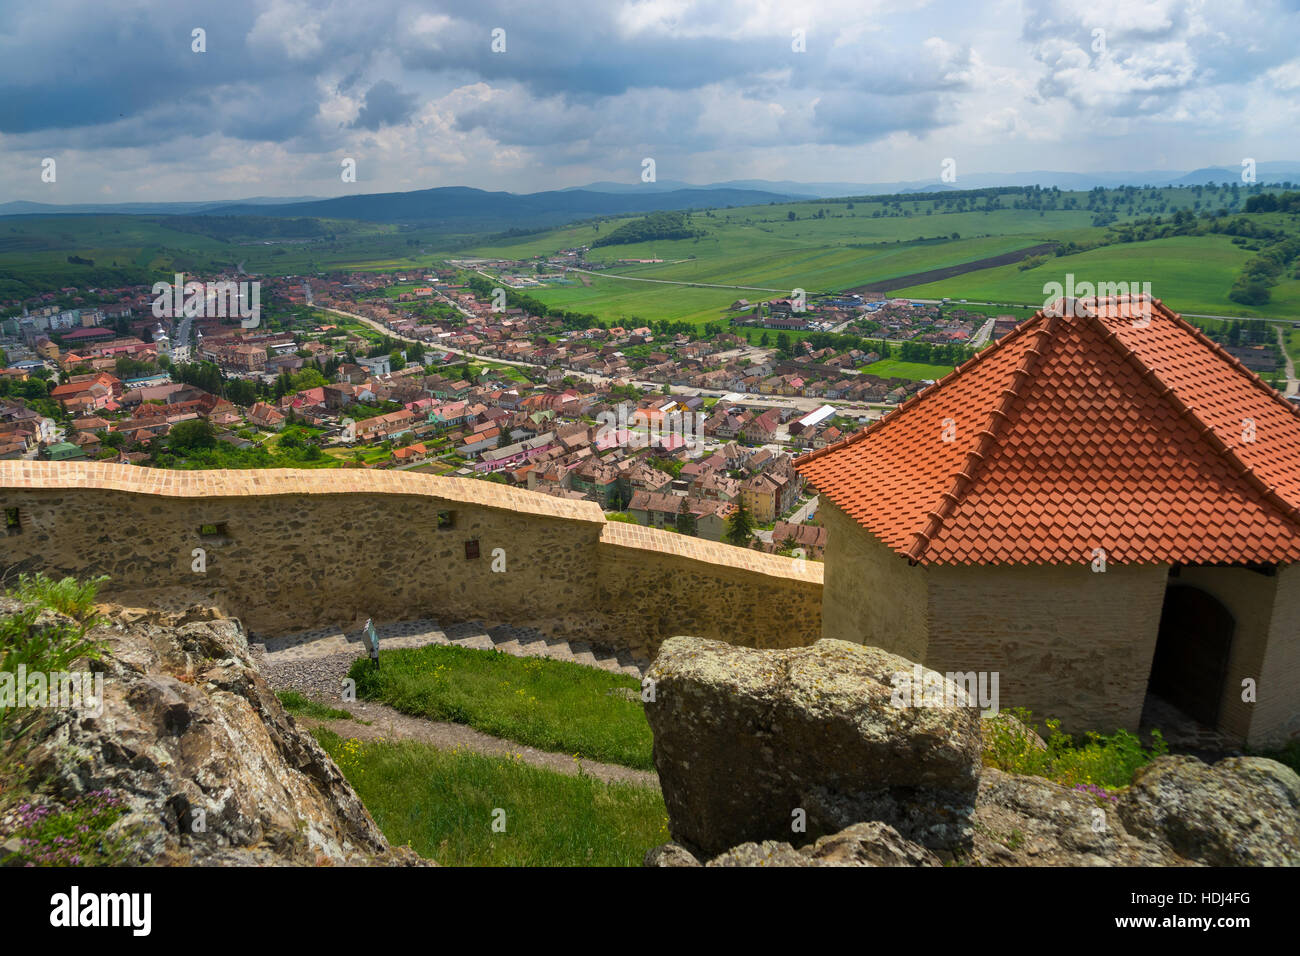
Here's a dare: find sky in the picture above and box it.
[2,0,1299,203]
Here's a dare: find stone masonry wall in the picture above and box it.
[596,521,822,661]
[1255,563,1300,748]
[0,462,822,658]
[925,562,1169,734]
[818,500,929,661]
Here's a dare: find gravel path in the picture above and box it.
[263,649,659,789]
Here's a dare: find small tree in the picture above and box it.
[676,497,697,537]
[726,498,754,547]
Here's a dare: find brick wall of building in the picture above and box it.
[1255,563,1300,747]
[924,562,1169,734]
[818,500,929,662]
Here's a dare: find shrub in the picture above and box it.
[1,574,109,745]
[983,707,1167,791]
[4,573,108,624]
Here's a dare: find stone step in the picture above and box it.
[540,638,575,662]
[258,617,648,676]
[449,630,496,652]
[562,639,596,667]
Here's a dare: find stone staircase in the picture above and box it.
[252,617,647,678]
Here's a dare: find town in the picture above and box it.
[2,263,986,557]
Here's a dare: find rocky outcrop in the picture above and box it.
[643,636,983,857]
[644,636,1300,867]
[1117,756,1300,866]
[0,596,426,866]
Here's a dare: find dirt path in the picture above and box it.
[298,700,659,789]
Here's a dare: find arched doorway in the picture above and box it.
[1147,584,1235,727]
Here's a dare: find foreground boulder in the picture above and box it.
[643,636,1300,868]
[0,597,425,866]
[645,821,942,867]
[1118,756,1300,866]
[644,637,983,857]
[648,758,1300,867]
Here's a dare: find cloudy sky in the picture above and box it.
[2,0,1298,202]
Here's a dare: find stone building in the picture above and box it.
[796,295,1300,748]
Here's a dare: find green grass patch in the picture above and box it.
[277,690,354,721]
[897,235,1270,317]
[348,644,653,769]
[983,708,1168,793]
[1282,327,1300,366]
[0,574,111,766]
[860,358,956,380]
[313,729,668,865]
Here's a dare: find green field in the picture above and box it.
[896,234,1300,319]
[313,729,667,866]
[860,358,958,381]
[349,643,654,769]
[5,184,1296,328]
[482,235,1057,328]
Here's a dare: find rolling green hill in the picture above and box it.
[5,184,1298,327]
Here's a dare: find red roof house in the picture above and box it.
[796,294,1300,747]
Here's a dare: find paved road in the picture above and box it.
[969,315,996,348]
[913,296,1300,328]
[787,495,819,524]
[1277,326,1299,397]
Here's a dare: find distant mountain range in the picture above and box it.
[573,163,1300,198]
[0,196,326,217]
[195,186,801,230]
[2,163,1297,231]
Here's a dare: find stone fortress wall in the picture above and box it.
[0,462,822,662]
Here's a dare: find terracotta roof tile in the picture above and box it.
[795,295,1300,566]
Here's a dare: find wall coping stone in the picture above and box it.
[2,461,824,585]
[0,460,605,523]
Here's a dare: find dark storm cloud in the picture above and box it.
[0,0,975,154]
[349,81,419,130]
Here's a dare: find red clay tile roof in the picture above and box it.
[795,295,1300,566]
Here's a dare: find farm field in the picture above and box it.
[860,358,959,380]
[5,185,1296,327]
[491,234,1054,328]
[896,234,1300,319]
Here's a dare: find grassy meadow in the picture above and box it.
[313,729,669,866]
[348,644,655,769]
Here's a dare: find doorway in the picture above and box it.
[1147,583,1235,727]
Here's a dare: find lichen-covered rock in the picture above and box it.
[3,598,427,866]
[802,821,942,866]
[969,768,1180,866]
[1117,755,1300,866]
[643,843,701,867]
[644,636,983,857]
[707,840,813,867]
